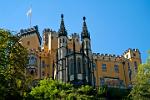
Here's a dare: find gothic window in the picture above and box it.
[114,65,119,73]
[77,58,81,73]
[29,56,36,65]
[102,64,107,71]
[134,61,137,70]
[44,33,48,45]
[86,41,88,48]
[30,56,34,65]
[60,38,62,43]
[63,38,65,43]
[70,59,74,75]
[128,62,130,69]
[42,60,45,68]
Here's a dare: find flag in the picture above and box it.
[27,8,32,17]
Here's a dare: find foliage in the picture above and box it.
[129,64,150,100]
[30,78,107,100]
[0,29,31,99]
[30,78,73,99]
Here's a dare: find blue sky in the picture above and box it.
[0,0,150,63]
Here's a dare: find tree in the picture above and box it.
[130,52,150,100]
[0,29,30,99]
[30,78,74,100]
[30,78,107,100]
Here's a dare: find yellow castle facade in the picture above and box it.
[18,14,141,88]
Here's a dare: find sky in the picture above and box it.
[0,0,150,63]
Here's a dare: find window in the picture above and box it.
[30,70,34,75]
[114,65,119,73]
[77,58,81,73]
[86,41,88,48]
[126,55,128,58]
[42,60,45,68]
[63,38,65,43]
[128,62,130,69]
[134,61,137,70]
[102,64,107,71]
[70,59,74,75]
[60,39,61,43]
[42,71,45,76]
[27,41,30,45]
[133,53,136,57]
[51,36,53,40]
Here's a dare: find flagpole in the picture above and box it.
[27,6,32,28]
[30,12,31,28]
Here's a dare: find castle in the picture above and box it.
[18,14,141,88]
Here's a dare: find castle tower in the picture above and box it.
[81,17,92,58]
[123,48,141,84]
[56,14,68,82]
[18,25,41,79]
[42,29,58,53]
[18,25,41,50]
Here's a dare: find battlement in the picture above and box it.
[93,53,124,62]
[123,48,140,55]
[18,25,38,36]
[18,25,42,45]
[71,33,79,38]
[43,28,56,33]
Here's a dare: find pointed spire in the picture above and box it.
[58,14,67,37]
[81,16,90,40]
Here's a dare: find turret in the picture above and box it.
[58,14,67,37]
[81,17,92,58]
[57,14,68,82]
[123,48,141,84]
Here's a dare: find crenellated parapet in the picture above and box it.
[43,28,57,34]
[18,25,42,45]
[123,48,141,59]
[123,48,140,55]
[93,53,125,62]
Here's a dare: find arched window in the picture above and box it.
[30,56,34,64]
[29,56,36,65]
[70,59,74,75]
[60,38,62,43]
[42,60,45,68]
[114,65,119,73]
[86,41,88,48]
[77,58,81,73]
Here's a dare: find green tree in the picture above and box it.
[130,52,150,100]
[30,78,107,100]
[0,29,30,99]
[30,78,74,100]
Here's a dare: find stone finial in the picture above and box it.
[83,16,86,21]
